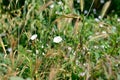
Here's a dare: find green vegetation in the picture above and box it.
[0,0,120,80]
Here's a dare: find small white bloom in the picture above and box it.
[33,53,36,56]
[100,0,105,4]
[101,45,105,48]
[88,36,92,39]
[26,78,31,80]
[115,64,118,67]
[58,1,63,5]
[61,6,64,10]
[42,52,45,55]
[30,34,37,40]
[77,0,80,3]
[76,60,79,65]
[0,33,6,37]
[80,72,86,77]
[84,10,88,14]
[36,50,39,54]
[73,51,76,56]
[98,16,102,19]
[102,31,107,34]
[7,48,12,52]
[46,44,49,47]
[117,18,120,22]
[99,24,104,27]
[95,32,100,35]
[94,46,99,49]
[53,36,62,43]
[41,45,44,48]
[55,11,59,14]
[93,8,96,14]
[83,47,86,50]
[112,26,116,30]
[64,5,68,10]
[49,4,54,9]
[83,63,87,66]
[27,50,32,53]
[55,11,62,15]
[68,47,72,52]
[111,26,116,33]
[95,18,100,22]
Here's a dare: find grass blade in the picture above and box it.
[80,0,84,12]
[100,0,111,18]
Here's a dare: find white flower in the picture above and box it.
[55,11,62,15]
[76,60,79,65]
[83,63,87,66]
[93,8,96,14]
[102,31,107,34]
[42,52,45,55]
[80,72,86,77]
[95,18,100,22]
[117,18,120,22]
[36,50,39,54]
[94,46,99,49]
[73,51,76,56]
[95,32,100,35]
[111,26,116,33]
[7,48,12,52]
[115,64,118,67]
[53,36,62,43]
[100,0,105,4]
[77,0,80,3]
[84,10,88,14]
[0,33,6,37]
[58,1,63,5]
[98,16,102,19]
[49,4,54,9]
[30,34,37,40]
[99,24,104,27]
[68,47,72,52]
[101,45,105,48]
[41,45,44,48]
[88,36,92,39]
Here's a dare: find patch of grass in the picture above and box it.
[0,0,120,80]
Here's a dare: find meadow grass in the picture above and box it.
[0,0,120,80]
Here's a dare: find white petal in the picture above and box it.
[53,36,62,43]
[30,34,37,40]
